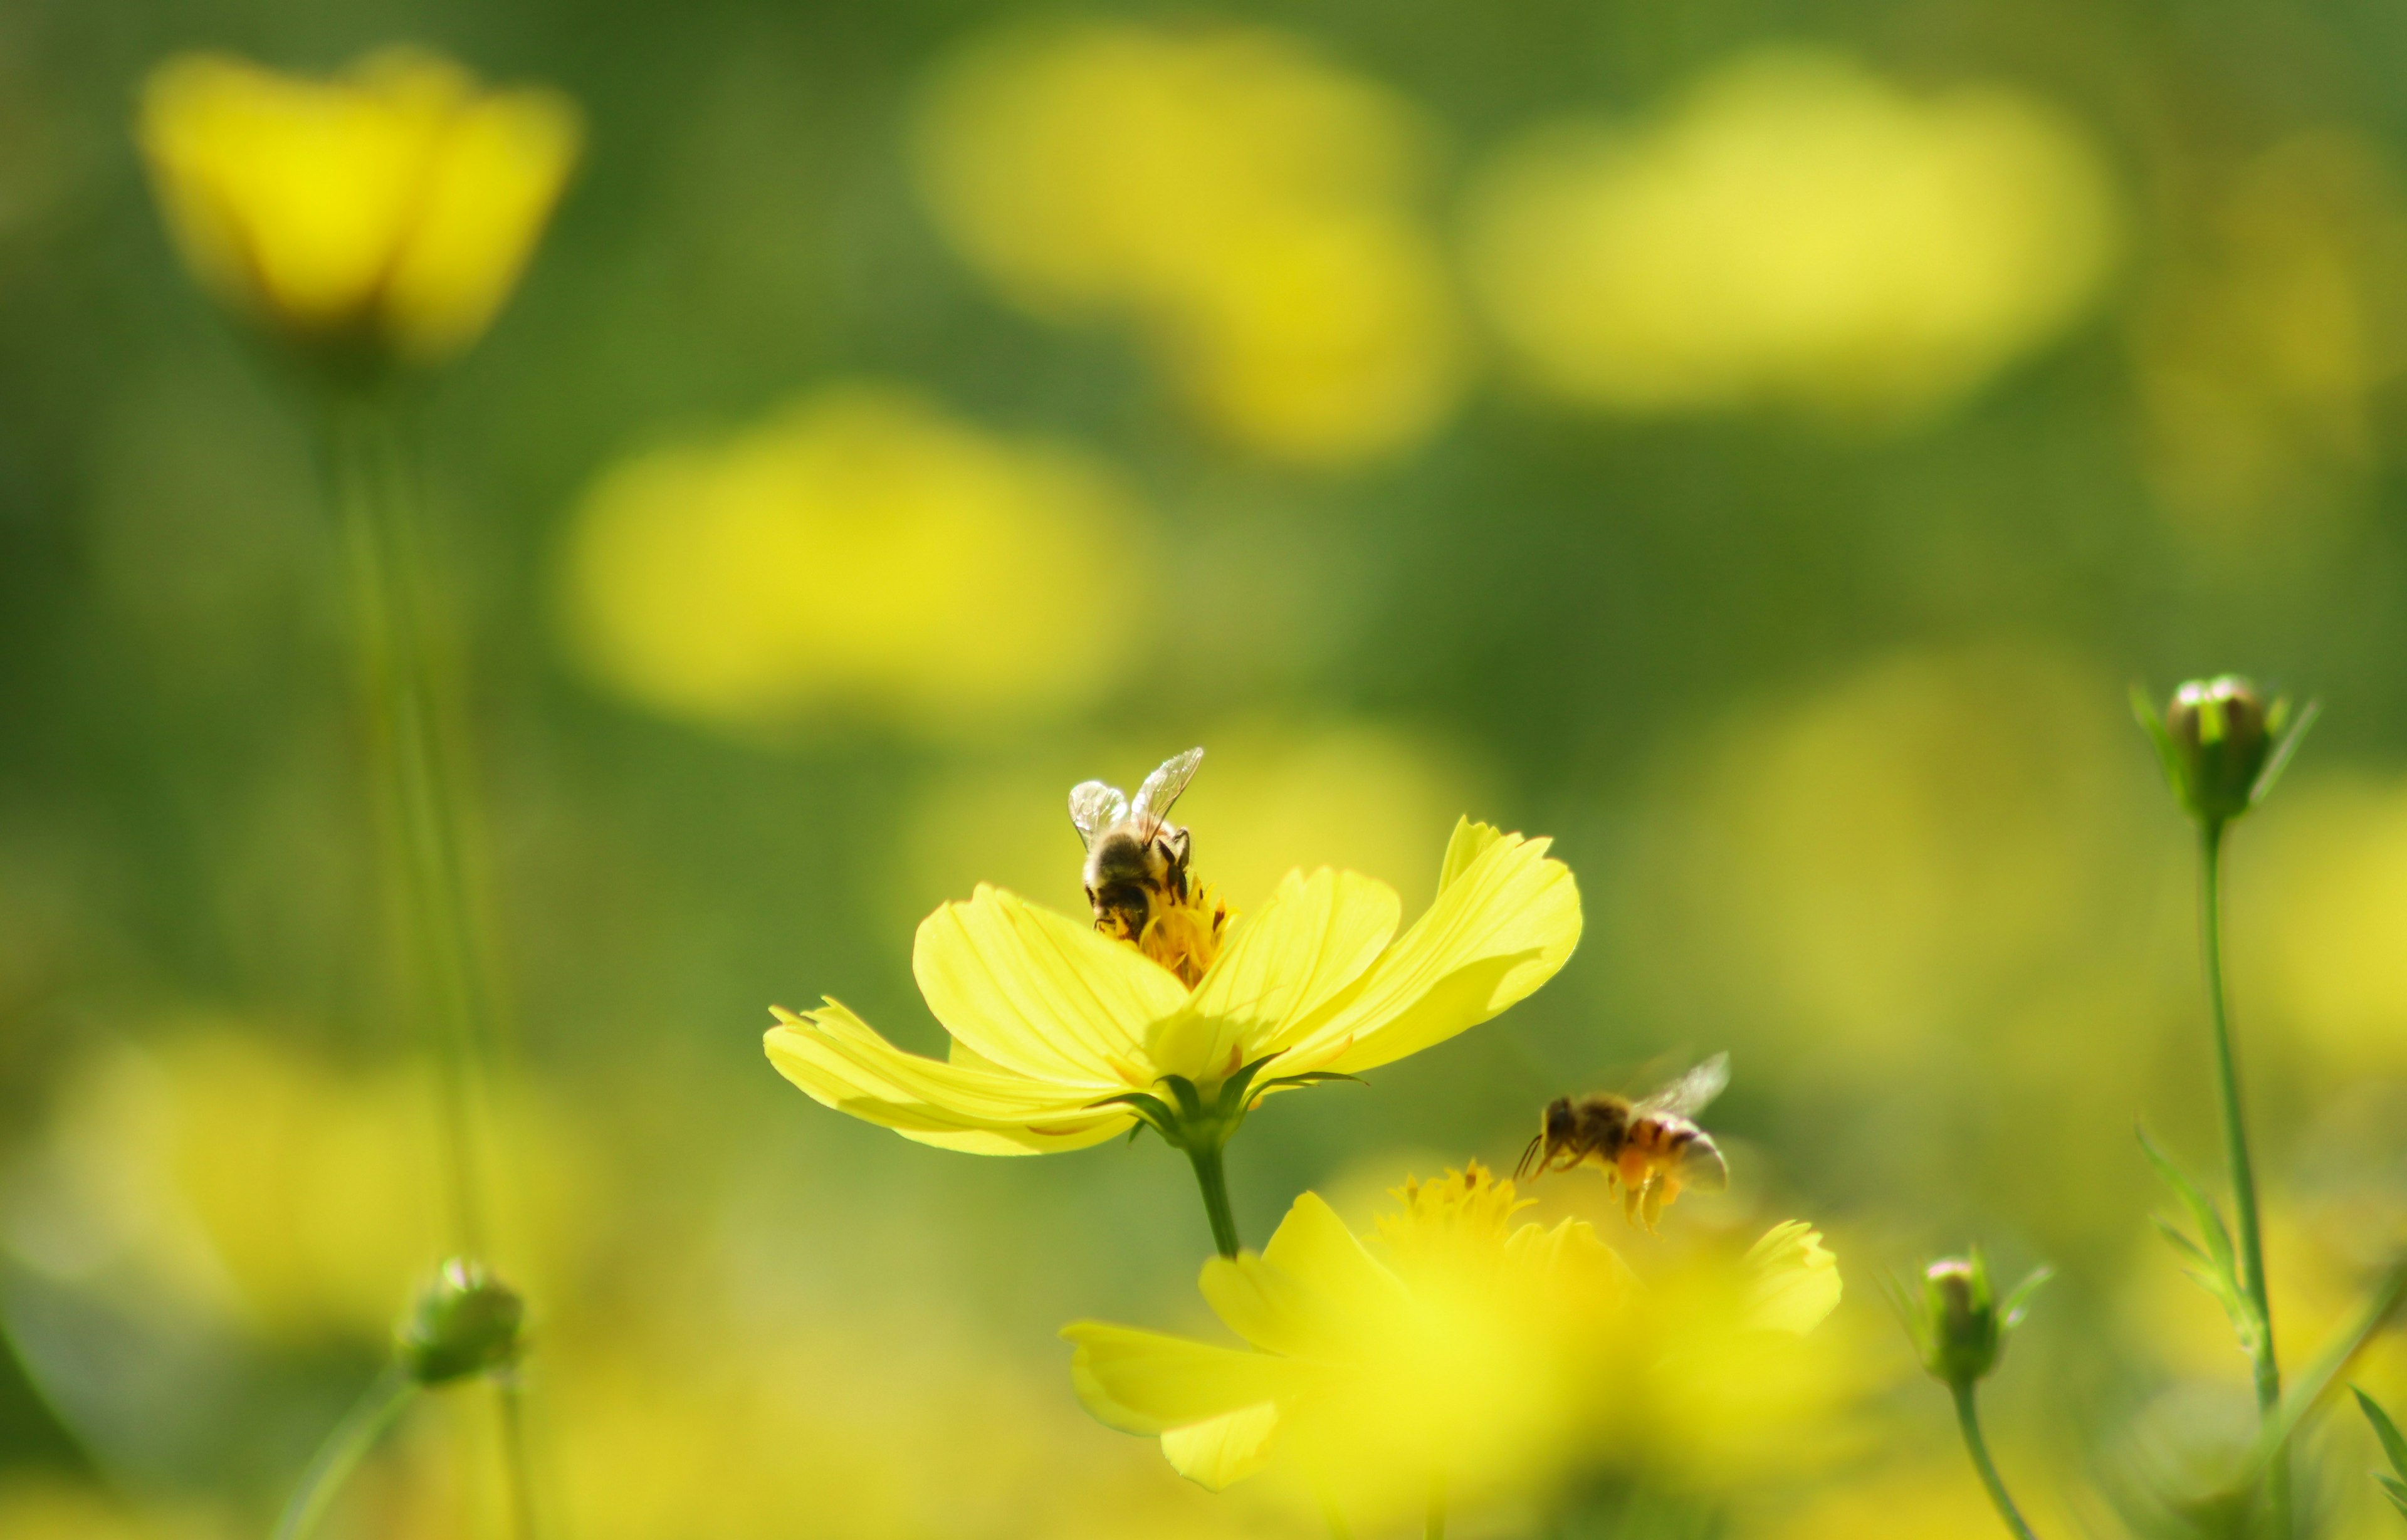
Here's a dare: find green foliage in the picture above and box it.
[2354,1388,2407,1521]
[2138,1127,2266,1360]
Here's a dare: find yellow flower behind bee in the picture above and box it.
[138,48,580,368]
[763,817,1580,1154]
[1061,1163,1845,1522]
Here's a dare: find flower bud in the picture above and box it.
[398,1258,524,1386]
[2134,676,2316,830]
[1899,1250,2048,1388]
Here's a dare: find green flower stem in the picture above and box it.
[1185,1143,1241,1259]
[328,395,497,1254]
[323,393,536,1539]
[2200,824,2287,1534]
[1950,1381,2039,1540]
[273,1363,417,1540]
[1424,1473,1446,1540]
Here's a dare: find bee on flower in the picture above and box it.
[764,750,1583,1255]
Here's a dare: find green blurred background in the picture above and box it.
[7,0,2407,1534]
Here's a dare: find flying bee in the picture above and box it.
[1068,747,1205,948]
[1514,1054,1731,1232]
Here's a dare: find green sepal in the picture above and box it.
[1999,1265,2055,1331]
[2132,685,2184,804]
[2355,1386,2407,1480]
[1257,1070,1363,1094]
[2252,697,2320,808]
[2139,1126,2264,1356]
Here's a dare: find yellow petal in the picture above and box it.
[1160,1401,1282,1490]
[913,886,1183,1084]
[1282,823,1582,1076]
[1436,813,1502,891]
[1744,1220,1843,1334]
[1061,1321,1296,1432]
[384,83,581,359]
[1165,867,1399,1076]
[763,1002,1130,1155]
[1198,1192,1408,1356]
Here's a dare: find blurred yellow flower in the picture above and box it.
[138,48,580,369]
[6,1030,587,1343]
[1465,49,2116,422]
[558,385,1147,738]
[764,817,1579,1153]
[2133,132,2407,542]
[1062,1163,1842,1521]
[2246,775,2407,1070]
[915,23,1462,464]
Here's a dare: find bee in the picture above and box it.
[1514,1054,1731,1230]
[1068,746,1206,948]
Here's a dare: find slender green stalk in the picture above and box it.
[322,392,537,1539]
[273,1363,417,1540]
[1950,1381,2039,1540]
[1424,1472,1446,1540]
[328,395,496,1254]
[1185,1144,1241,1259]
[2199,825,2287,1534]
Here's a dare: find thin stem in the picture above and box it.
[498,1378,542,1540]
[323,394,539,1534]
[273,1363,416,1540]
[328,395,496,1254]
[1184,1143,1241,1259]
[1424,1472,1446,1540]
[2200,825,2287,1534]
[1950,1381,2039,1540]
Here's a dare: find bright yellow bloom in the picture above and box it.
[763,818,1580,1155]
[138,48,580,368]
[1062,1164,1843,1521]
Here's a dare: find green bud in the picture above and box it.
[2133,676,2317,831]
[398,1258,524,1387]
[1897,1249,2050,1388]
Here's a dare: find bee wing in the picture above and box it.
[1635,1052,1729,1119]
[1068,780,1130,849]
[1130,746,1204,838]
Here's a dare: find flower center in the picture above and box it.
[1133,880,1230,988]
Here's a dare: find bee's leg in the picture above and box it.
[1640,1181,1664,1234]
[1622,1182,1642,1226]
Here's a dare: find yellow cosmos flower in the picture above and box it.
[138,48,580,370]
[1061,1164,1843,1526]
[765,818,1578,1246]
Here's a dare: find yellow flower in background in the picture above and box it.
[3,1030,588,1343]
[1062,1164,1843,1521]
[139,48,580,369]
[2132,132,2407,543]
[765,817,1579,1155]
[1465,49,2116,422]
[914,23,1462,464]
[558,385,1146,738]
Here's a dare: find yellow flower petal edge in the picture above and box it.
[763,818,1580,1158]
[1744,1219,1843,1334]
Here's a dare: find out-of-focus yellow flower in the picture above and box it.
[2134,132,2407,542]
[765,817,1578,1154]
[1062,1164,1842,1522]
[915,23,1461,464]
[1465,49,2116,422]
[5,1030,587,1342]
[558,385,1147,738]
[137,48,580,369]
